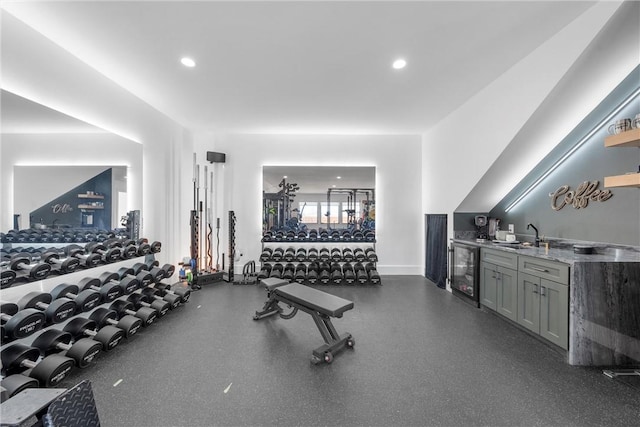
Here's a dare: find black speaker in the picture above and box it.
[206,151,226,163]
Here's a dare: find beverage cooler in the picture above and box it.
[449,241,480,307]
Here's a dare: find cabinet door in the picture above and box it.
[518,272,540,333]
[539,278,569,350]
[496,266,518,322]
[480,262,497,310]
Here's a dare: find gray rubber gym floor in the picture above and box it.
[55,276,639,427]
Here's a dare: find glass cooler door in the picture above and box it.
[450,243,480,306]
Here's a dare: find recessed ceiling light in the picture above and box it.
[392,59,407,70]
[181,57,196,68]
[337,176,341,179]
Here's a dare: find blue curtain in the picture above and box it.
[425,214,447,288]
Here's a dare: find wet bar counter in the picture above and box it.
[452,238,640,367]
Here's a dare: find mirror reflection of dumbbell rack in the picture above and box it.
[258,239,381,286]
[1,238,161,289]
[0,256,189,403]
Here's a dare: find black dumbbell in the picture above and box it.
[8,252,51,281]
[17,292,77,325]
[149,241,161,254]
[306,262,319,285]
[307,248,319,261]
[283,247,296,262]
[39,249,81,274]
[65,244,102,268]
[31,329,103,369]
[353,248,366,262]
[86,243,122,263]
[139,287,181,310]
[330,248,342,262]
[1,343,74,388]
[282,263,295,282]
[0,302,46,341]
[365,247,378,262]
[319,248,330,262]
[135,239,151,255]
[0,268,17,289]
[318,264,331,284]
[330,263,343,285]
[99,271,140,295]
[116,267,154,288]
[103,238,138,259]
[153,282,191,305]
[64,317,124,351]
[354,263,368,284]
[259,248,273,262]
[257,263,272,281]
[127,293,170,318]
[109,300,157,327]
[0,374,39,401]
[342,248,354,262]
[49,284,102,314]
[271,247,284,262]
[366,262,381,284]
[295,248,307,262]
[294,264,306,284]
[77,277,123,303]
[343,263,356,285]
[89,307,142,339]
[269,263,283,278]
[141,263,190,303]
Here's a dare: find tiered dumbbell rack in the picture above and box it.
[0,252,191,405]
[259,233,380,286]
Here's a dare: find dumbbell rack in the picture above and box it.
[259,239,380,286]
[1,238,160,289]
[0,254,190,405]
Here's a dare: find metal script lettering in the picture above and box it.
[52,203,73,214]
[549,180,612,211]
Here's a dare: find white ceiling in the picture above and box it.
[0,1,596,135]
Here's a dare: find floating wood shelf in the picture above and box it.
[78,204,104,209]
[604,129,640,148]
[77,194,105,199]
[604,174,640,188]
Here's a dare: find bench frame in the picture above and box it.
[253,280,354,364]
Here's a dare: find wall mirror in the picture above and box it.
[1,90,130,232]
[262,166,375,235]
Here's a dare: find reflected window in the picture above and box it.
[321,202,339,225]
[298,202,318,224]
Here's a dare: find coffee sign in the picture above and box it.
[549,180,612,211]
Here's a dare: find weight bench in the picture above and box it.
[254,278,355,364]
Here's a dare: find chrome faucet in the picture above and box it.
[527,223,540,247]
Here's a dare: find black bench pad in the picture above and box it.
[274,283,354,318]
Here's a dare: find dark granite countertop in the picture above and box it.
[451,238,640,265]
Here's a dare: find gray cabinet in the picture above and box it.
[480,249,569,350]
[480,249,518,321]
[517,256,569,350]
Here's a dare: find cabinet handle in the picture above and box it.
[532,284,538,294]
[540,286,546,297]
[530,266,549,273]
